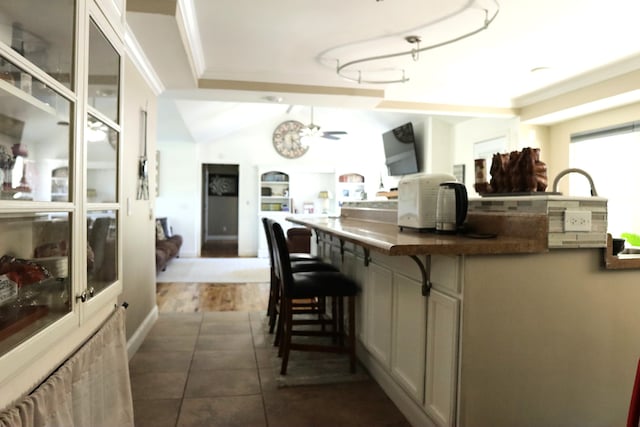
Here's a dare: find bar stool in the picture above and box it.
[269,220,358,375]
[261,217,337,335]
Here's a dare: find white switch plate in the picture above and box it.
[564,210,592,232]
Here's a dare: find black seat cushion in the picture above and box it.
[290,271,359,299]
[291,259,339,273]
[290,253,321,262]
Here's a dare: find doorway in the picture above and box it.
[201,164,239,257]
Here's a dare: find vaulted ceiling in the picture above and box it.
[126,0,640,141]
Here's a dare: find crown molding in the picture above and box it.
[177,0,205,81]
[124,23,165,95]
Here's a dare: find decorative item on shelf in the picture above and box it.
[474,158,489,194]
[0,144,15,191]
[478,147,549,196]
[318,190,332,214]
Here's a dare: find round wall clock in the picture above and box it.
[272,120,308,159]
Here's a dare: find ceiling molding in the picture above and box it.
[376,100,518,118]
[126,0,176,15]
[519,68,640,124]
[125,24,165,95]
[514,54,640,108]
[177,0,205,78]
[198,79,385,98]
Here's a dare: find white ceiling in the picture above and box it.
[127,0,640,142]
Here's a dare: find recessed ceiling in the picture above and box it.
[127,0,640,138]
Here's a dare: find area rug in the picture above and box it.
[156,282,269,312]
[261,317,370,388]
[156,257,270,283]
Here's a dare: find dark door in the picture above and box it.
[201,164,239,257]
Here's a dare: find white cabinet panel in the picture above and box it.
[425,289,460,427]
[392,272,427,402]
[430,255,462,296]
[365,262,393,367]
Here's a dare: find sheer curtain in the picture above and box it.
[0,306,134,427]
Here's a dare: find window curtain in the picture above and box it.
[0,306,134,427]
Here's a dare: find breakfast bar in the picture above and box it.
[286,200,640,427]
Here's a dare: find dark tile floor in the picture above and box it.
[129,311,411,427]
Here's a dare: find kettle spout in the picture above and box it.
[551,168,598,196]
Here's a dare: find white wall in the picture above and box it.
[156,109,429,256]
[155,140,199,256]
[453,117,521,196]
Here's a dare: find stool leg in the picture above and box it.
[338,296,345,347]
[331,296,339,344]
[348,295,356,373]
[268,274,279,334]
[280,298,293,375]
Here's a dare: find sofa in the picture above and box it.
[155,217,183,272]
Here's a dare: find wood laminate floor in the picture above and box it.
[156,282,269,313]
[201,241,238,258]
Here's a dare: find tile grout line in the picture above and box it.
[251,311,272,427]
[173,313,203,427]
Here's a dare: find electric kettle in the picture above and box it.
[435,182,468,234]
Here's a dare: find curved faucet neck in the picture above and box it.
[551,168,598,197]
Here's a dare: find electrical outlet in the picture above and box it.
[564,210,592,232]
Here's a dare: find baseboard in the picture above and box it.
[357,341,437,427]
[127,305,158,360]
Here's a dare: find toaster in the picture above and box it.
[397,173,456,230]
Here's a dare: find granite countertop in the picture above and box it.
[286,214,549,256]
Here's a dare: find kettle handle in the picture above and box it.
[453,184,469,227]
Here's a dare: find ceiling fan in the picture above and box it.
[298,106,347,140]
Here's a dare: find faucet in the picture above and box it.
[551,168,598,196]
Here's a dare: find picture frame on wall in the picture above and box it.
[208,174,238,196]
[453,164,466,184]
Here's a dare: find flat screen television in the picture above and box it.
[382,122,419,176]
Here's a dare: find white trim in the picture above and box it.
[127,305,158,360]
[357,342,438,427]
[513,54,640,108]
[124,24,165,95]
[177,0,205,80]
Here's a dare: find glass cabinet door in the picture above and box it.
[0,61,72,202]
[0,212,72,356]
[86,210,117,297]
[87,18,120,123]
[0,0,75,90]
[86,114,117,203]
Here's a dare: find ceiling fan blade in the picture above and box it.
[323,131,347,135]
[321,134,342,140]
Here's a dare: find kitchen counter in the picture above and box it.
[286,211,549,256]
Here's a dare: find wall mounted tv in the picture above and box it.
[382,122,420,176]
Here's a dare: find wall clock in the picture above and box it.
[272,120,308,159]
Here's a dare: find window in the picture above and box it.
[570,122,640,240]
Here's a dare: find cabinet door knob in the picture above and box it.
[76,291,87,303]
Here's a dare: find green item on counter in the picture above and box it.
[621,233,640,246]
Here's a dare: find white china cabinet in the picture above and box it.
[0,0,124,408]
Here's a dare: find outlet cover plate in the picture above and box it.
[564,210,592,232]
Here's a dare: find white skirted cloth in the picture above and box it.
[0,306,134,427]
